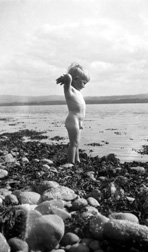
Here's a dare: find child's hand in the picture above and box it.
[56,75,64,85]
[56,74,72,85]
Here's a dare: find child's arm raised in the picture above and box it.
[56,74,72,92]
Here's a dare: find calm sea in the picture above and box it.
[0,103,148,163]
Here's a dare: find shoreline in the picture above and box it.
[1,103,148,163]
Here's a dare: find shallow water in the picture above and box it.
[0,103,148,162]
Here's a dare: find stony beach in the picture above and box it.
[0,129,148,252]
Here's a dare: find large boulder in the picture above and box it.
[2,206,65,251]
[26,214,65,251]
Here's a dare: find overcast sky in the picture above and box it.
[0,0,148,97]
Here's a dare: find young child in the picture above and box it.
[56,63,90,164]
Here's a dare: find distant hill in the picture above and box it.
[85,93,148,104]
[0,93,148,106]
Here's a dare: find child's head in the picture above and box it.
[67,62,90,84]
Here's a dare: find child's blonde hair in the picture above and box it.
[67,62,90,82]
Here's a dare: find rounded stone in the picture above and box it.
[37,180,60,194]
[86,189,101,201]
[41,186,77,201]
[26,214,65,251]
[71,198,88,211]
[13,191,41,205]
[87,197,100,207]
[0,169,8,179]
[61,232,80,246]
[109,212,139,223]
[88,240,101,251]
[69,243,90,252]
[4,194,19,205]
[8,237,29,252]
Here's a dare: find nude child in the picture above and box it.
[56,63,90,164]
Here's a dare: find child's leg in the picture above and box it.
[75,147,80,163]
[66,126,80,164]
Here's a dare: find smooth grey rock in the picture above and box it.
[21,157,29,163]
[13,191,41,205]
[61,232,80,246]
[87,197,100,207]
[41,186,77,201]
[130,166,145,173]
[109,212,139,223]
[4,153,16,163]
[37,180,60,194]
[35,201,71,220]
[5,194,19,205]
[8,237,29,252]
[88,240,101,251]
[86,189,101,201]
[71,198,88,211]
[41,158,53,165]
[0,188,11,197]
[42,164,50,172]
[0,169,8,179]
[61,163,74,168]
[26,214,65,251]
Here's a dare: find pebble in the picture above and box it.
[4,194,19,205]
[71,198,88,211]
[61,232,80,246]
[61,163,74,168]
[21,157,29,163]
[37,180,60,194]
[35,201,71,220]
[50,207,71,220]
[87,197,100,207]
[41,158,54,165]
[8,237,29,252]
[0,169,8,179]
[26,214,65,251]
[41,185,77,201]
[130,166,145,173]
[13,191,41,204]
[42,164,50,172]
[126,196,135,202]
[4,153,16,163]
[88,240,101,251]
[0,188,12,197]
[35,200,64,214]
[86,189,101,201]
[68,243,90,252]
[109,212,139,223]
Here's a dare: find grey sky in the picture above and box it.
[0,0,148,96]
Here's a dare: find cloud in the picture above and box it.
[1,0,148,96]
